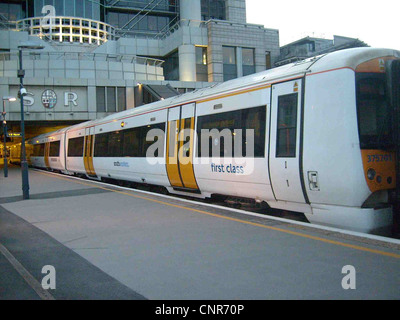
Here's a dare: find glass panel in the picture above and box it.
[68,137,84,157]
[276,93,298,157]
[106,87,116,112]
[357,74,392,149]
[223,46,237,81]
[223,46,236,64]
[117,87,126,112]
[122,128,141,157]
[96,87,106,112]
[197,106,266,158]
[94,132,108,157]
[49,141,60,157]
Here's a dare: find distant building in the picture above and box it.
[275,35,369,67]
[0,0,280,140]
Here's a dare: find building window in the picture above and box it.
[223,46,237,81]
[265,51,271,70]
[164,50,179,81]
[276,93,298,157]
[97,87,126,113]
[106,87,116,112]
[196,46,208,82]
[117,87,126,112]
[201,0,226,20]
[242,48,255,76]
[96,87,106,112]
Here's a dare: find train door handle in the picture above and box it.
[308,171,320,191]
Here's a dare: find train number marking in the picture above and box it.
[367,154,392,163]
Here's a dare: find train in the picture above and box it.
[27,47,400,235]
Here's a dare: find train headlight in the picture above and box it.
[367,168,376,180]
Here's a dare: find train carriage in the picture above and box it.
[28,47,400,234]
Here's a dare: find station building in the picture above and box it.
[0,0,280,142]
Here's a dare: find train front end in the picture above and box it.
[356,55,400,236]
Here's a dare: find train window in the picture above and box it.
[123,127,141,157]
[197,105,266,158]
[242,107,266,157]
[49,141,60,157]
[356,74,393,149]
[108,131,123,157]
[94,122,165,158]
[276,93,298,157]
[67,137,84,157]
[94,132,109,157]
[141,122,165,158]
[33,143,45,157]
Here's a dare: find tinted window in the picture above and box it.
[356,74,393,149]
[94,122,165,158]
[68,137,84,157]
[197,105,266,158]
[276,93,298,157]
[49,141,60,157]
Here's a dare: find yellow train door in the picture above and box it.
[83,127,96,177]
[166,103,199,192]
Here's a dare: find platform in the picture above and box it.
[0,165,400,300]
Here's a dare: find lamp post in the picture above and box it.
[2,96,16,178]
[18,41,44,199]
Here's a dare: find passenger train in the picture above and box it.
[28,48,400,234]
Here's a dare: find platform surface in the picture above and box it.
[1,166,400,300]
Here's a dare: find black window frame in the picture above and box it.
[67,136,84,157]
[49,140,61,157]
[276,93,298,158]
[94,122,165,158]
[197,105,266,158]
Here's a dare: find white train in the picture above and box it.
[29,48,400,235]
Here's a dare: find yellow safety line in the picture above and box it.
[37,170,400,259]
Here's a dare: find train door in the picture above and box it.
[166,103,199,192]
[269,79,307,203]
[83,127,96,177]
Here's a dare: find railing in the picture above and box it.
[16,16,116,46]
[0,51,164,68]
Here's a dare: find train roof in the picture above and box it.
[32,47,400,139]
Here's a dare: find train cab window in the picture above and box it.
[49,141,60,157]
[68,137,84,157]
[356,74,393,149]
[276,93,298,157]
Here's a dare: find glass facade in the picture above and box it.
[201,0,226,20]
[96,87,127,113]
[196,46,208,82]
[33,0,100,20]
[242,48,255,76]
[0,1,27,21]
[223,46,237,81]
[164,50,179,81]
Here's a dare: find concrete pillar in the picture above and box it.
[179,45,196,82]
[180,0,201,21]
